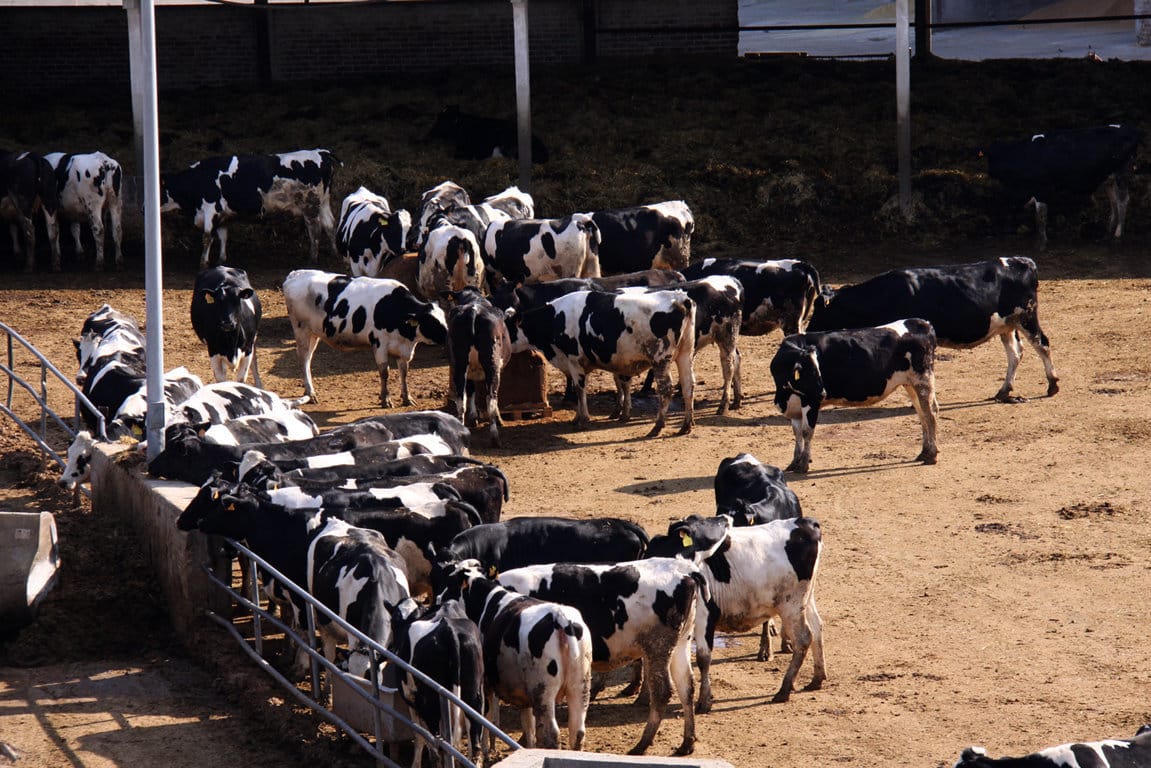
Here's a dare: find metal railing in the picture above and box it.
[201,538,520,768]
[0,321,106,497]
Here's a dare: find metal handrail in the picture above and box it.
[0,321,107,498]
[201,536,520,767]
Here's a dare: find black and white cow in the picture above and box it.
[427,105,550,163]
[483,214,602,284]
[954,727,1151,768]
[410,181,471,252]
[771,319,940,473]
[629,274,744,415]
[281,269,448,407]
[195,412,319,446]
[514,289,696,436]
[148,411,468,484]
[1,150,59,272]
[714,453,802,524]
[177,482,410,678]
[160,149,339,268]
[418,223,484,300]
[682,257,821,337]
[433,558,591,750]
[646,514,826,711]
[173,381,306,429]
[426,185,536,262]
[982,124,1143,249]
[337,186,411,278]
[44,151,123,270]
[443,287,514,447]
[437,516,649,575]
[496,558,707,755]
[74,304,146,382]
[806,257,1059,403]
[105,366,206,440]
[591,202,694,273]
[389,598,485,768]
[190,266,262,385]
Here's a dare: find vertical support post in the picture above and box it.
[511,0,532,192]
[896,0,912,219]
[1137,0,1151,45]
[914,0,932,59]
[128,0,167,460]
[582,0,597,64]
[124,0,146,211]
[254,0,272,85]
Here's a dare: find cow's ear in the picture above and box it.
[503,307,517,321]
[238,288,255,300]
[202,291,215,305]
[378,214,390,227]
[73,338,81,353]
[487,564,499,578]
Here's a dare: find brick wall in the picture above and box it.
[0,0,737,96]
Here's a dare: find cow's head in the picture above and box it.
[414,302,449,346]
[952,747,992,768]
[771,341,823,419]
[57,431,97,490]
[176,474,255,536]
[237,449,281,490]
[148,423,204,479]
[647,515,732,564]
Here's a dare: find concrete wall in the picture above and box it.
[90,444,231,639]
[0,1,738,96]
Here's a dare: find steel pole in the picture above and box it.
[896,0,912,219]
[511,0,532,192]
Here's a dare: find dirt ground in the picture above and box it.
[0,238,1148,767]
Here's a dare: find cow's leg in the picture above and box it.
[483,353,503,448]
[19,217,36,272]
[714,342,734,416]
[89,214,108,271]
[731,348,744,410]
[109,205,124,268]
[573,373,591,429]
[695,599,717,714]
[994,331,1026,403]
[786,415,814,473]
[448,352,469,426]
[8,223,21,256]
[619,659,643,697]
[44,211,61,272]
[611,374,631,422]
[771,599,814,703]
[648,364,672,437]
[906,377,939,464]
[235,350,257,385]
[758,620,773,661]
[304,216,321,264]
[1104,173,1131,239]
[68,221,84,263]
[398,353,414,406]
[1016,316,1059,397]
[209,354,231,383]
[676,347,695,435]
[669,639,697,756]
[293,331,322,402]
[802,594,827,692]
[628,652,671,755]
[378,356,394,408]
[199,225,215,269]
[1032,198,1048,251]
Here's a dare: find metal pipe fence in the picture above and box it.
[0,321,105,498]
[200,537,521,767]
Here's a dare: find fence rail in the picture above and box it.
[201,537,520,767]
[0,321,105,497]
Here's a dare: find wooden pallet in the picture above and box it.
[500,402,553,421]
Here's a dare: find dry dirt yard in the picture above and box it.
[0,241,1148,768]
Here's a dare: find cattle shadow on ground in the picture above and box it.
[614,475,712,497]
[789,458,927,480]
[496,415,693,456]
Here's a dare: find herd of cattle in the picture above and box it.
[31,120,1149,767]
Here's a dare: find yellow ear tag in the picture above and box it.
[378,215,389,226]
[488,565,498,578]
[131,424,144,436]
[226,503,235,511]
[679,530,693,547]
[204,293,215,305]
[212,489,220,500]
[793,369,801,381]
[272,482,280,490]
[408,318,419,327]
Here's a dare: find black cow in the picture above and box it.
[191,266,262,385]
[771,319,940,473]
[983,124,1142,249]
[437,516,649,575]
[160,149,339,267]
[591,202,695,273]
[807,257,1059,402]
[682,257,821,337]
[443,287,514,447]
[714,452,802,524]
[954,726,1151,768]
[389,598,485,768]
[1,151,60,272]
[427,105,550,163]
[148,412,457,484]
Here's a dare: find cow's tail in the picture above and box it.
[557,610,592,734]
[675,297,697,361]
[284,394,312,407]
[795,261,822,332]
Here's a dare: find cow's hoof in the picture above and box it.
[631,692,650,708]
[917,451,938,465]
[694,697,713,715]
[673,740,696,757]
[677,421,693,436]
[401,397,414,407]
[627,744,649,757]
[756,650,770,662]
[803,677,825,692]
[994,391,1026,404]
[1047,380,1060,397]
[381,399,394,409]
[771,690,791,704]
[785,461,809,474]
[572,419,590,431]
[646,425,664,438]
